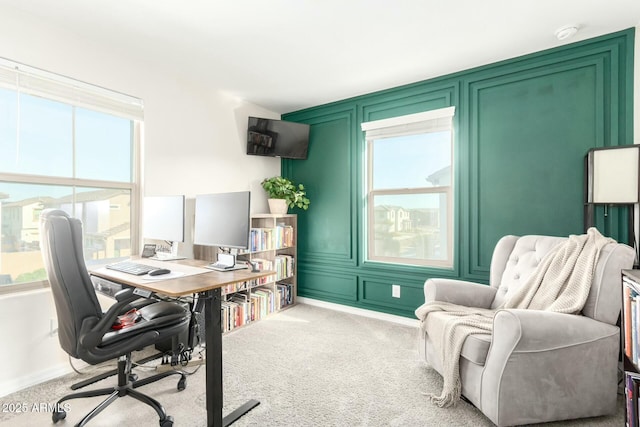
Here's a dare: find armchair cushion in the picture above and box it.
[492,235,565,308]
[426,311,491,365]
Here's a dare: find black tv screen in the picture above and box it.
[247,117,310,159]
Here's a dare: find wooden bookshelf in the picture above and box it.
[622,270,640,427]
[196,214,297,333]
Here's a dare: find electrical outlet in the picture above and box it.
[392,284,401,298]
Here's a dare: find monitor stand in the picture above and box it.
[204,253,247,272]
[151,241,186,261]
[206,264,247,272]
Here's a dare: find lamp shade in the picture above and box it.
[587,145,640,204]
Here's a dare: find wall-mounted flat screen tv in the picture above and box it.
[246,116,310,159]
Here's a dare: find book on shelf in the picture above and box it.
[276,283,293,309]
[222,296,248,331]
[220,281,293,333]
[624,276,640,367]
[251,258,273,271]
[220,280,249,295]
[218,213,296,334]
[221,301,233,332]
[627,285,634,359]
[249,225,294,252]
[229,293,250,327]
[274,254,295,281]
[626,371,640,427]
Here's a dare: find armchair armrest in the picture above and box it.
[481,309,620,425]
[424,278,497,309]
[490,309,619,352]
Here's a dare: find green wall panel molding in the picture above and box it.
[283,28,634,315]
[465,58,608,276]
[360,85,456,123]
[282,107,359,267]
[359,277,424,317]
[296,268,357,303]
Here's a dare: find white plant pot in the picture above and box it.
[268,199,288,214]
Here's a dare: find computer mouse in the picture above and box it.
[148,268,171,276]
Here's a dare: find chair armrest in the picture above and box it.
[113,287,155,312]
[490,309,619,353]
[114,287,136,302]
[79,293,148,348]
[481,309,620,424]
[424,278,497,309]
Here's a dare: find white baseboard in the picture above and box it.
[0,363,71,398]
[297,297,419,328]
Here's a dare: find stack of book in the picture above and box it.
[219,280,249,296]
[276,283,293,309]
[274,255,295,280]
[221,294,249,332]
[275,225,294,248]
[220,284,295,331]
[248,256,293,282]
[249,225,294,251]
[624,277,640,365]
[250,287,275,320]
[624,274,640,426]
[626,372,640,427]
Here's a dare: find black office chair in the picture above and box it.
[40,209,191,427]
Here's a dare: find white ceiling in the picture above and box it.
[1,0,639,114]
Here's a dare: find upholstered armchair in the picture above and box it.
[417,234,635,426]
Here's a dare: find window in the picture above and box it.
[0,58,143,293]
[362,107,455,268]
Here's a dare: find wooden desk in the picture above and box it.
[90,258,274,427]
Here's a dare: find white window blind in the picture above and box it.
[0,57,143,120]
[361,106,455,139]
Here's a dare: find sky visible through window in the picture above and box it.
[373,131,451,209]
[0,89,132,201]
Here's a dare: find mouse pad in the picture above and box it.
[140,271,186,281]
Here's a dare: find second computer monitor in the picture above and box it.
[193,191,251,250]
[142,195,185,243]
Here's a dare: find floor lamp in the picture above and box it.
[584,145,640,255]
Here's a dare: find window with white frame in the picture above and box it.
[0,58,143,293]
[362,106,454,268]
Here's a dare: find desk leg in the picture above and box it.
[203,288,260,427]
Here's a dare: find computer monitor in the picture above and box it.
[142,195,185,260]
[193,191,251,251]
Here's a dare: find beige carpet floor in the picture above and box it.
[0,303,625,426]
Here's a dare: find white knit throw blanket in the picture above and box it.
[414,228,614,407]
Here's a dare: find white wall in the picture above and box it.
[0,7,281,396]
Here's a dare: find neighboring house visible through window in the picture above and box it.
[0,58,143,293]
[362,106,455,268]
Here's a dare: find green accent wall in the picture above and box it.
[282,29,635,318]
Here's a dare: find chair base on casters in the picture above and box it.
[53,354,186,427]
[70,352,164,391]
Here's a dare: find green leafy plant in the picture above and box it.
[261,176,310,210]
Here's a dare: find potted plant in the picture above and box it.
[261,176,310,214]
